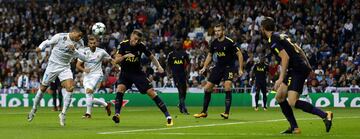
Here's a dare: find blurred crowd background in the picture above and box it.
[0,0,359,94]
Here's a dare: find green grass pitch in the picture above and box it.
[1,107,359,139]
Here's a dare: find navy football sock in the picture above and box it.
[114,92,124,115]
[295,100,327,119]
[279,100,298,129]
[153,96,170,117]
[225,91,232,114]
[202,91,211,113]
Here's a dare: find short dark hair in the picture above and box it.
[88,35,97,42]
[132,29,143,38]
[261,17,275,31]
[214,22,225,29]
[71,26,85,34]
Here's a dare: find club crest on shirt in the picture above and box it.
[63,37,67,41]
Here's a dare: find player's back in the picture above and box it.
[49,33,84,66]
[269,32,311,72]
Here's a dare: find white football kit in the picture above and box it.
[78,47,111,90]
[39,33,86,86]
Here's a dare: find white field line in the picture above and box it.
[97,116,360,135]
[109,132,360,137]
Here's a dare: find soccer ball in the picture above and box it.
[92,22,106,36]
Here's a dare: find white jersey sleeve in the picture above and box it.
[102,49,112,60]
[38,34,61,50]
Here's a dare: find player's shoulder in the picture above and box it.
[50,33,67,40]
[97,47,107,53]
[139,41,146,47]
[120,40,129,45]
[272,32,288,41]
[225,36,234,43]
[56,33,68,37]
[168,51,174,56]
[118,40,129,49]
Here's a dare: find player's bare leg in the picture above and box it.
[28,85,48,122]
[220,80,232,119]
[194,82,214,118]
[288,91,333,132]
[112,84,126,124]
[276,83,300,134]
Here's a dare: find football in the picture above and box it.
[92,22,106,36]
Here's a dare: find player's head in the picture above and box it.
[70,26,85,42]
[260,17,275,38]
[214,23,225,39]
[130,29,143,46]
[87,35,98,50]
[174,40,183,51]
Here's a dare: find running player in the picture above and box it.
[111,29,173,126]
[76,35,111,119]
[260,17,333,134]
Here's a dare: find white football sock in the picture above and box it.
[86,93,93,114]
[92,98,107,106]
[61,91,72,114]
[32,89,44,110]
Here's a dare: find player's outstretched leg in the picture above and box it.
[147,89,173,126]
[113,91,124,124]
[28,85,47,122]
[288,91,333,132]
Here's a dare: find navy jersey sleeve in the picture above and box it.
[270,35,284,55]
[229,39,240,53]
[140,42,152,57]
[117,41,127,55]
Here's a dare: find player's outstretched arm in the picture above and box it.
[72,47,89,62]
[149,54,164,73]
[112,53,134,64]
[199,53,212,74]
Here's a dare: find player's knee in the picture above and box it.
[146,88,157,98]
[275,94,285,103]
[204,84,214,92]
[65,86,74,92]
[86,89,93,94]
[117,85,126,92]
[287,99,297,107]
